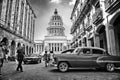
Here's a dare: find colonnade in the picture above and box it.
[48,43,63,52]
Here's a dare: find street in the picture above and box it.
[0,61,120,80]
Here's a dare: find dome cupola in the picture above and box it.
[47,9,65,36]
[49,9,63,27]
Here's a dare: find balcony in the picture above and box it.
[105,0,120,14]
[79,27,86,36]
[92,8,104,25]
[82,1,91,15]
[71,0,93,34]
[85,20,93,32]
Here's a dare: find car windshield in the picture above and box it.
[61,49,75,54]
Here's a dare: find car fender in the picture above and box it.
[97,56,120,67]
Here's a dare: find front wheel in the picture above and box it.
[58,62,69,72]
[106,63,115,72]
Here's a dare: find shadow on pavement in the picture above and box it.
[49,68,120,73]
[2,71,21,76]
[23,63,40,65]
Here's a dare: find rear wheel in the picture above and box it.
[58,62,69,72]
[106,63,115,72]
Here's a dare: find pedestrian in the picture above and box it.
[16,46,24,72]
[47,51,50,66]
[0,42,5,75]
[44,51,50,67]
[49,51,54,66]
[5,53,9,63]
[3,46,9,63]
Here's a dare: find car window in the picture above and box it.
[62,49,74,54]
[92,49,104,55]
[79,48,91,55]
[75,48,81,54]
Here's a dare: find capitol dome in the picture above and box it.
[44,9,68,53]
[49,9,63,27]
[47,9,65,36]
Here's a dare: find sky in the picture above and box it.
[29,0,76,40]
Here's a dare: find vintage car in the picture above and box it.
[53,47,120,72]
[23,54,42,64]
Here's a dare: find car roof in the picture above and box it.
[77,47,106,51]
[62,48,75,52]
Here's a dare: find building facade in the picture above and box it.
[44,9,68,54]
[34,40,44,54]
[0,0,36,57]
[70,0,120,56]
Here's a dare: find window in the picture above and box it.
[0,0,3,18]
[75,48,81,54]
[79,48,91,55]
[92,49,104,55]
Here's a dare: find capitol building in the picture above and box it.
[35,9,71,54]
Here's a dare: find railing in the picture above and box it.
[105,0,117,10]
[104,0,120,14]
[0,19,30,42]
[71,0,92,34]
[85,20,93,31]
[92,8,103,25]
[79,27,85,35]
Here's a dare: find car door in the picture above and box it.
[76,48,94,67]
[67,48,81,67]
[91,49,105,67]
[77,48,104,68]
[69,48,92,68]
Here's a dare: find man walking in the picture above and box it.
[16,46,24,72]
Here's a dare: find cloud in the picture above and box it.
[50,0,62,4]
[69,0,76,5]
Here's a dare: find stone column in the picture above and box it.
[53,43,54,51]
[49,43,51,51]
[88,39,91,47]
[55,43,56,51]
[54,43,55,51]
[61,43,63,51]
[56,43,57,51]
[108,25,116,56]
[58,43,59,52]
[94,33,100,47]
[105,24,112,55]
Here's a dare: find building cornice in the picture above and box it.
[26,0,37,18]
[70,0,79,19]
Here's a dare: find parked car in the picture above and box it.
[23,54,42,64]
[53,47,120,72]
